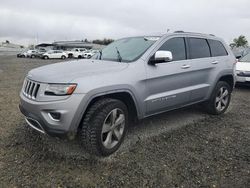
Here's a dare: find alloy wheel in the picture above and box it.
[101,108,125,149]
[215,87,229,112]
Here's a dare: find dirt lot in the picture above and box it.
[0,55,249,187]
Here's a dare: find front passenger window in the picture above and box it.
[159,37,186,61]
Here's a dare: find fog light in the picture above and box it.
[48,112,61,121]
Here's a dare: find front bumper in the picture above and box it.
[19,92,86,138]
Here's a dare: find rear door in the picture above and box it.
[145,37,194,115]
[186,37,217,102]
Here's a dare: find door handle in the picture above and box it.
[181,64,191,69]
[211,61,219,64]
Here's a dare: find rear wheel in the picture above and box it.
[205,81,231,115]
[80,98,128,156]
[31,55,35,58]
[78,55,82,59]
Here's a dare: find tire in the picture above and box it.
[80,98,128,156]
[78,55,82,59]
[61,55,66,59]
[204,81,232,115]
[31,55,35,58]
[43,56,49,60]
[68,54,73,58]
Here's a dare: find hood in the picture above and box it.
[27,59,128,83]
[236,61,250,72]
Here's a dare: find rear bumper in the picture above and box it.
[236,75,250,83]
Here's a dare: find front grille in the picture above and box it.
[23,79,40,99]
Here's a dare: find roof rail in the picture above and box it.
[173,31,216,36]
[174,31,184,33]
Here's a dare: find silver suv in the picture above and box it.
[19,32,236,156]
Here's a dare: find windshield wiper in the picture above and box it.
[115,47,122,62]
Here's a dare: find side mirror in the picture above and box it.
[149,50,173,65]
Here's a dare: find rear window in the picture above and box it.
[208,39,228,57]
[188,38,210,59]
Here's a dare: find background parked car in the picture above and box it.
[17,51,27,58]
[28,49,47,58]
[66,48,86,58]
[42,50,67,59]
[17,50,36,58]
[236,53,250,84]
[83,50,99,59]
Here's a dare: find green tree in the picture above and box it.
[92,38,114,45]
[230,35,248,48]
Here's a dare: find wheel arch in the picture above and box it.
[77,90,140,131]
[217,74,235,92]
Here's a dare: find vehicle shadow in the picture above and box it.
[7,104,206,162]
[235,84,250,90]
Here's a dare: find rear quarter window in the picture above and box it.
[188,38,210,59]
[208,39,228,57]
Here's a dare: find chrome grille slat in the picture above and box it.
[31,84,38,99]
[22,79,40,100]
[25,80,31,94]
[27,82,33,97]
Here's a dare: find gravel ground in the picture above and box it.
[0,55,249,187]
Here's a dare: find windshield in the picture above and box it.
[93,36,159,62]
[239,53,250,62]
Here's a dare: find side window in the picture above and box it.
[208,39,228,57]
[159,37,186,61]
[188,38,210,59]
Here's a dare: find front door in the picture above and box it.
[145,37,194,115]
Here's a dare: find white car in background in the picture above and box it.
[83,50,99,59]
[17,50,36,58]
[66,48,87,58]
[236,53,250,84]
[42,50,67,60]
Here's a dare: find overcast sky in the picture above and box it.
[1,0,250,45]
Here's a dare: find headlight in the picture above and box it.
[45,84,77,96]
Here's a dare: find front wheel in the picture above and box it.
[61,55,66,59]
[43,56,49,60]
[80,98,128,156]
[205,81,231,115]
